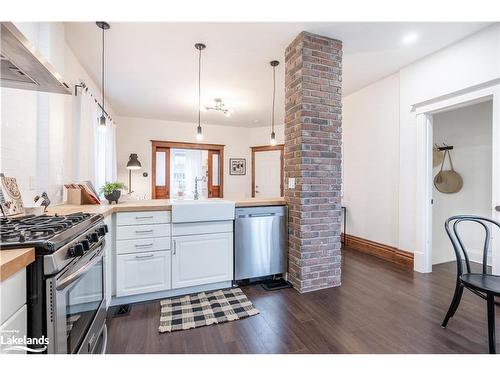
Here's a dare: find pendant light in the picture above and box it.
[270,60,279,146]
[96,21,110,132]
[195,43,206,141]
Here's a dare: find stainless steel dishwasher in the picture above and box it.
[234,205,287,280]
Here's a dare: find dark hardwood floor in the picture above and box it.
[106,247,499,354]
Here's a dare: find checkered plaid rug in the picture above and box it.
[158,288,259,333]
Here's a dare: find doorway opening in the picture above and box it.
[431,100,493,267]
[413,80,500,275]
[151,140,224,199]
[251,145,284,198]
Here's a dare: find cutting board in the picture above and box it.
[0,174,24,216]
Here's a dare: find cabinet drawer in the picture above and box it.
[116,223,171,240]
[0,268,26,326]
[172,221,233,237]
[117,237,171,255]
[0,304,27,354]
[116,211,171,226]
[116,251,171,297]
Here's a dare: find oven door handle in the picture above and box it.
[56,245,104,290]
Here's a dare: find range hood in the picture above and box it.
[0,22,71,95]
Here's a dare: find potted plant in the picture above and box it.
[100,182,126,204]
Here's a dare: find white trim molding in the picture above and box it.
[413,80,500,274]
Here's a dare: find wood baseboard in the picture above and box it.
[343,234,414,270]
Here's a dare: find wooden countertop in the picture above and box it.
[0,248,35,282]
[45,198,286,217]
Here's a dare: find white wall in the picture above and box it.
[398,24,500,253]
[432,101,492,265]
[341,24,500,257]
[342,73,400,247]
[115,116,284,200]
[0,22,115,205]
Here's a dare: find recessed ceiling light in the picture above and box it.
[402,32,419,45]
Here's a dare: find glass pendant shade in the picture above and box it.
[98,114,107,132]
[196,125,203,141]
[270,131,277,146]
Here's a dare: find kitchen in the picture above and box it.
[1,4,500,371]
[0,20,292,355]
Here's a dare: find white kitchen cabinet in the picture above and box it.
[0,268,26,325]
[104,215,113,308]
[0,304,27,354]
[172,232,233,289]
[116,251,172,297]
[0,267,28,354]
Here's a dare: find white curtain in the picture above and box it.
[170,149,203,199]
[75,90,98,185]
[184,150,203,198]
[95,119,117,192]
[76,89,117,194]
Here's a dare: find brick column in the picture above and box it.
[284,32,342,293]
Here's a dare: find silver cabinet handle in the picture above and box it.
[135,215,154,220]
[173,240,176,255]
[135,229,154,234]
[135,254,154,259]
[134,243,153,248]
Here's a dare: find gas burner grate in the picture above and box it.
[0,212,92,243]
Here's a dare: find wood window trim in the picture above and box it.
[151,140,225,199]
[151,145,170,199]
[251,144,284,198]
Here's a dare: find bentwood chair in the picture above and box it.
[441,215,500,354]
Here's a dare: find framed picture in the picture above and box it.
[230,158,246,175]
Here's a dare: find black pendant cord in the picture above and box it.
[198,46,201,127]
[272,64,276,134]
[101,26,105,116]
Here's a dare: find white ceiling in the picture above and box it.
[65,22,490,127]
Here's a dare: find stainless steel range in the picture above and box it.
[0,212,108,354]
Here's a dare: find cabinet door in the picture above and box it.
[172,232,233,289]
[0,304,27,354]
[116,251,171,297]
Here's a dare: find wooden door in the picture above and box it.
[208,150,221,198]
[251,145,284,198]
[152,147,170,199]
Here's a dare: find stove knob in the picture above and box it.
[103,224,109,233]
[90,232,99,243]
[98,227,106,237]
[81,239,90,251]
[71,243,84,257]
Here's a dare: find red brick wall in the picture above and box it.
[284,31,342,293]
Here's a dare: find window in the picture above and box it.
[151,141,224,199]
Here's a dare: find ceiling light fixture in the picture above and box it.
[195,43,206,142]
[402,32,418,45]
[96,21,110,132]
[205,98,234,117]
[205,98,233,117]
[269,60,279,146]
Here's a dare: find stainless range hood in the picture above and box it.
[0,22,71,95]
